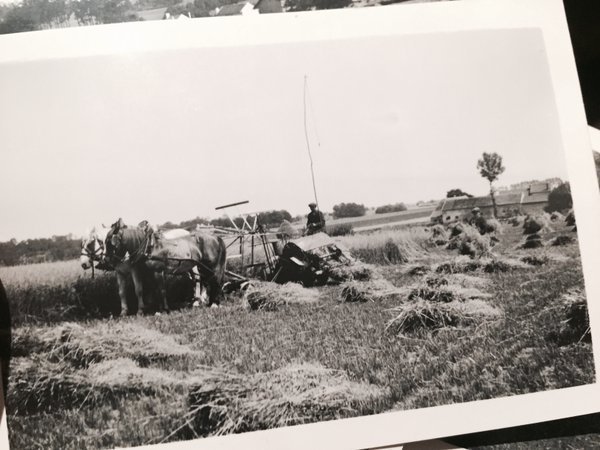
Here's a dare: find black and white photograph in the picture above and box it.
[0,1,599,449]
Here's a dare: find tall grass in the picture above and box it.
[0,260,81,288]
[337,228,428,264]
[1,260,194,325]
[1,261,118,324]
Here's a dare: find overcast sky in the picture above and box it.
[0,28,567,241]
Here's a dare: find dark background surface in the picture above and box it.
[446,1,600,448]
[564,0,600,129]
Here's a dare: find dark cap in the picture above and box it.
[308,202,317,208]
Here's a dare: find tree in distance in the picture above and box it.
[257,210,293,227]
[545,182,573,213]
[446,189,473,198]
[332,203,367,219]
[375,203,407,214]
[285,0,351,12]
[477,152,505,218]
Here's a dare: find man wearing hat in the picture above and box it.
[306,202,326,235]
[470,207,489,234]
[468,207,482,225]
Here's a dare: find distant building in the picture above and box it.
[496,178,562,193]
[431,181,557,224]
[520,181,555,215]
[212,0,282,16]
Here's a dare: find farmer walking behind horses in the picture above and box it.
[306,202,326,235]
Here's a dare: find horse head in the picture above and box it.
[80,226,110,270]
[107,217,128,255]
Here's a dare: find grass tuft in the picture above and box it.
[552,235,574,246]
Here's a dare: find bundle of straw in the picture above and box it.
[339,279,399,303]
[553,289,591,346]
[407,275,490,304]
[520,255,549,266]
[435,257,481,274]
[11,322,196,368]
[552,235,574,246]
[403,263,431,276]
[7,357,169,415]
[446,224,492,258]
[565,210,576,227]
[187,363,389,436]
[521,233,543,249]
[327,262,375,283]
[243,282,320,311]
[386,299,501,334]
[523,216,552,235]
[481,257,531,273]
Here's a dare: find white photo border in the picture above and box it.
[1,1,600,449]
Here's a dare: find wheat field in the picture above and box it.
[2,220,594,450]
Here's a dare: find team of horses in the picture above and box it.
[80,219,227,316]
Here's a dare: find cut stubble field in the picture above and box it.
[1,219,595,449]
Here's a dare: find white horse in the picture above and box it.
[80,225,110,271]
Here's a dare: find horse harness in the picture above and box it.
[108,227,152,266]
[110,227,220,281]
[81,237,105,261]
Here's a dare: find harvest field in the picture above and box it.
[1,218,595,450]
[324,206,435,231]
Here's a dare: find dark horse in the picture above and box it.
[107,219,227,315]
[104,219,157,316]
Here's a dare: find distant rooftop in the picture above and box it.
[437,182,552,212]
[522,192,550,204]
[528,182,551,194]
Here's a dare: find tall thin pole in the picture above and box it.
[304,75,319,209]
